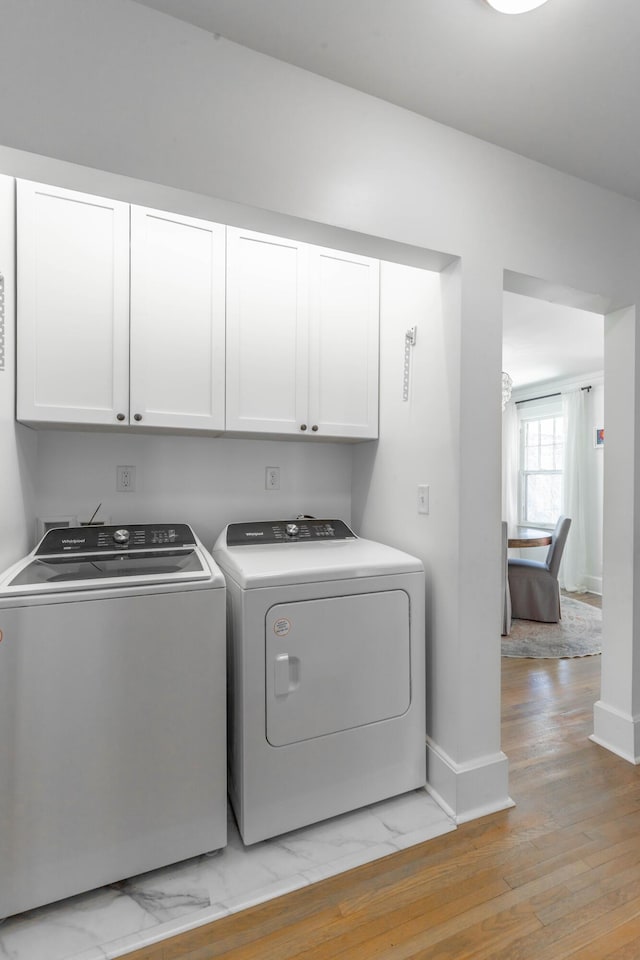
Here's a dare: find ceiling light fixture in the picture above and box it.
[485,0,550,13]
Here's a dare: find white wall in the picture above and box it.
[593,306,640,762]
[3,0,640,813]
[353,261,507,821]
[0,0,638,298]
[0,176,36,571]
[352,263,450,733]
[34,431,352,551]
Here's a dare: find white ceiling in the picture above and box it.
[502,292,603,391]
[132,0,612,386]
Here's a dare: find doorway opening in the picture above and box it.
[501,282,604,672]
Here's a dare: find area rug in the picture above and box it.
[502,595,602,658]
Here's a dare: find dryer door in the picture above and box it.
[265,590,411,747]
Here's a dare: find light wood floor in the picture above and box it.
[128,598,640,960]
[562,590,602,610]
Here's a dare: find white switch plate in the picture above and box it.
[417,484,429,515]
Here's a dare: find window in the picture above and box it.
[519,408,564,526]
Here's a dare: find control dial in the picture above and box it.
[113,528,130,544]
[285,523,299,538]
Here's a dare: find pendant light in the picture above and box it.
[501,371,513,411]
[485,0,549,13]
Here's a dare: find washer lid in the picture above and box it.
[213,523,423,588]
[0,523,225,595]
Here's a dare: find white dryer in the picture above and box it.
[213,518,426,845]
[0,523,226,919]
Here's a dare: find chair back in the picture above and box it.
[546,515,572,577]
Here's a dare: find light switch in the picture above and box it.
[417,484,429,515]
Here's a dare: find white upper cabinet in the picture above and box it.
[130,206,225,431]
[226,228,379,440]
[225,227,309,435]
[17,181,378,441]
[17,182,226,432]
[308,247,379,439]
[17,181,130,426]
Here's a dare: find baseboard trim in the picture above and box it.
[426,737,514,824]
[583,576,603,595]
[591,700,640,764]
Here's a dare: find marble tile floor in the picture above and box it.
[0,789,455,960]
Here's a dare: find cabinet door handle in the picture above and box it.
[300,424,307,431]
[133,413,143,422]
[311,424,318,432]
[116,413,126,422]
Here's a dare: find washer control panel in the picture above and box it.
[36,523,196,555]
[226,519,356,546]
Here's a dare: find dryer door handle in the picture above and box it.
[273,654,300,696]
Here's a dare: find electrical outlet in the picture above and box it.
[265,466,280,491]
[417,484,429,515]
[116,465,136,493]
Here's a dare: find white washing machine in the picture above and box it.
[213,518,426,845]
[0,523,227,919]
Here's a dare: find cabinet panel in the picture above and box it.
[308,248,379,439]
[130,207,225,431]
[17,181,130,425]
[226,227,308,434]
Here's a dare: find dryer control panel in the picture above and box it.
[226,519,356,546]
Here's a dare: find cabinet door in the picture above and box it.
[130,207,225,431]
[308,247,379,439]
[226,227,308,435]
[17,180,130,426]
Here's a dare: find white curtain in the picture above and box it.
[561,389,588,591]
[502,399,519,528]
